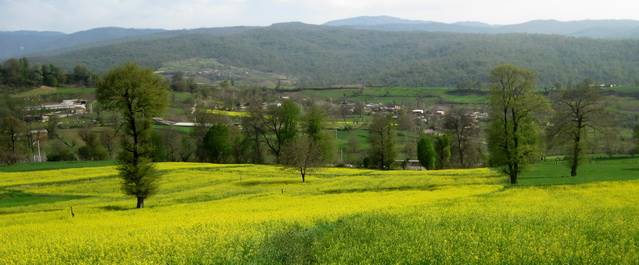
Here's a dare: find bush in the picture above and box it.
[77,129,110,161]
[78,144,109,161]
[46,141,76,161]
[199,123,231,163]
[417,137,436,170]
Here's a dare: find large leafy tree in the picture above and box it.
[0,116,26,164]
[41,64,66,87]
[262,100,300,163]
[242,94,268,164]
[434,135,451,170]
[97,63,169,208]
[202,123,232,163]
[417,136,436,170]
[282,105,334,182]
[0,95,26,165]
[487,64,547,184]
[548,80,605,177]
[368,113,396,170]
[70,64,95,86]
[444,107,481,168]
[1,58,31,88]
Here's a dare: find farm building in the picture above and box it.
[26,99,89,121]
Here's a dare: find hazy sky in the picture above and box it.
[1,0,638,33]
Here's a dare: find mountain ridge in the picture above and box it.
[0,27,166,59]
[5,16,639,59]
[31,22,639,88]
[323,16,639,38]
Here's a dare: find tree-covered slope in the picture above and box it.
[0,27,169,59]
[325,16,639,39]
[34,23,639,87]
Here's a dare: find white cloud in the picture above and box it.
[0,0,638,32]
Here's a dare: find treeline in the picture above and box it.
[0,58,97,90]
[153,99,335,177]
[3,63,637,208]
[35,23,639,87]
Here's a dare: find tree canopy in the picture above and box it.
[487,64,547,184]
[97,63,169,208]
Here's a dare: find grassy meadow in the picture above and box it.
[1,158,638,264]
[13,86,96,99]
[296,87,487,105]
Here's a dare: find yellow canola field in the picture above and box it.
[0,163,637,264]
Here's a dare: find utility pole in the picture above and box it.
[36,138,42,162]
[32,137,42,162]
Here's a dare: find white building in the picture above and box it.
[39,99,88,114]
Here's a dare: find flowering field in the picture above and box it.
[0,162,638,264]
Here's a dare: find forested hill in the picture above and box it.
[325,16,639,39]
[34,23,639,87]
[0,27,167,59]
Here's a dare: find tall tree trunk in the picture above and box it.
[253,131,263,164]
[510,171,518,184]
[457,136,465,168]
[379,130,385,170]
[127,98,144,208]
[510,108,519,185]
[571,123,582,177]
[10,128,17,154]
[503,106,513,182]
[570,157,578,177]
[136,197,145,208]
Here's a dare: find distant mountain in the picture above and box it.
[5,16,639,60]
[0,27,165,59]
[499,19,639,38]
[324,16,639,39]
[0,31,64,59]
[325,16,435,26]
[324,16,491,34]
[453,21,493,28]
[33,22,639,87]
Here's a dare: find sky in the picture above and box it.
[1,0,638,33]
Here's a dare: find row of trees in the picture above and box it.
[95,64,337,207]
[365,108,481,171]
[0,58,96,89]
[487,65,607,184]
[0,63,615,208]
[169,72,198,93]
[417,135,451,170]
[190,100,335,182]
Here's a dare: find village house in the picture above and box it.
[26,99,89,122]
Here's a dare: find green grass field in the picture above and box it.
[520,157,639,185]
[297,87,487,105]
[14,86,96,98]
[0,160,114,173]
[1,158,638,264]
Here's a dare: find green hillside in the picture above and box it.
[34,23,639,87]
[158,58,295,88]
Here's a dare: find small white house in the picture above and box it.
[174,122,197,127]
[37,99,88,113]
